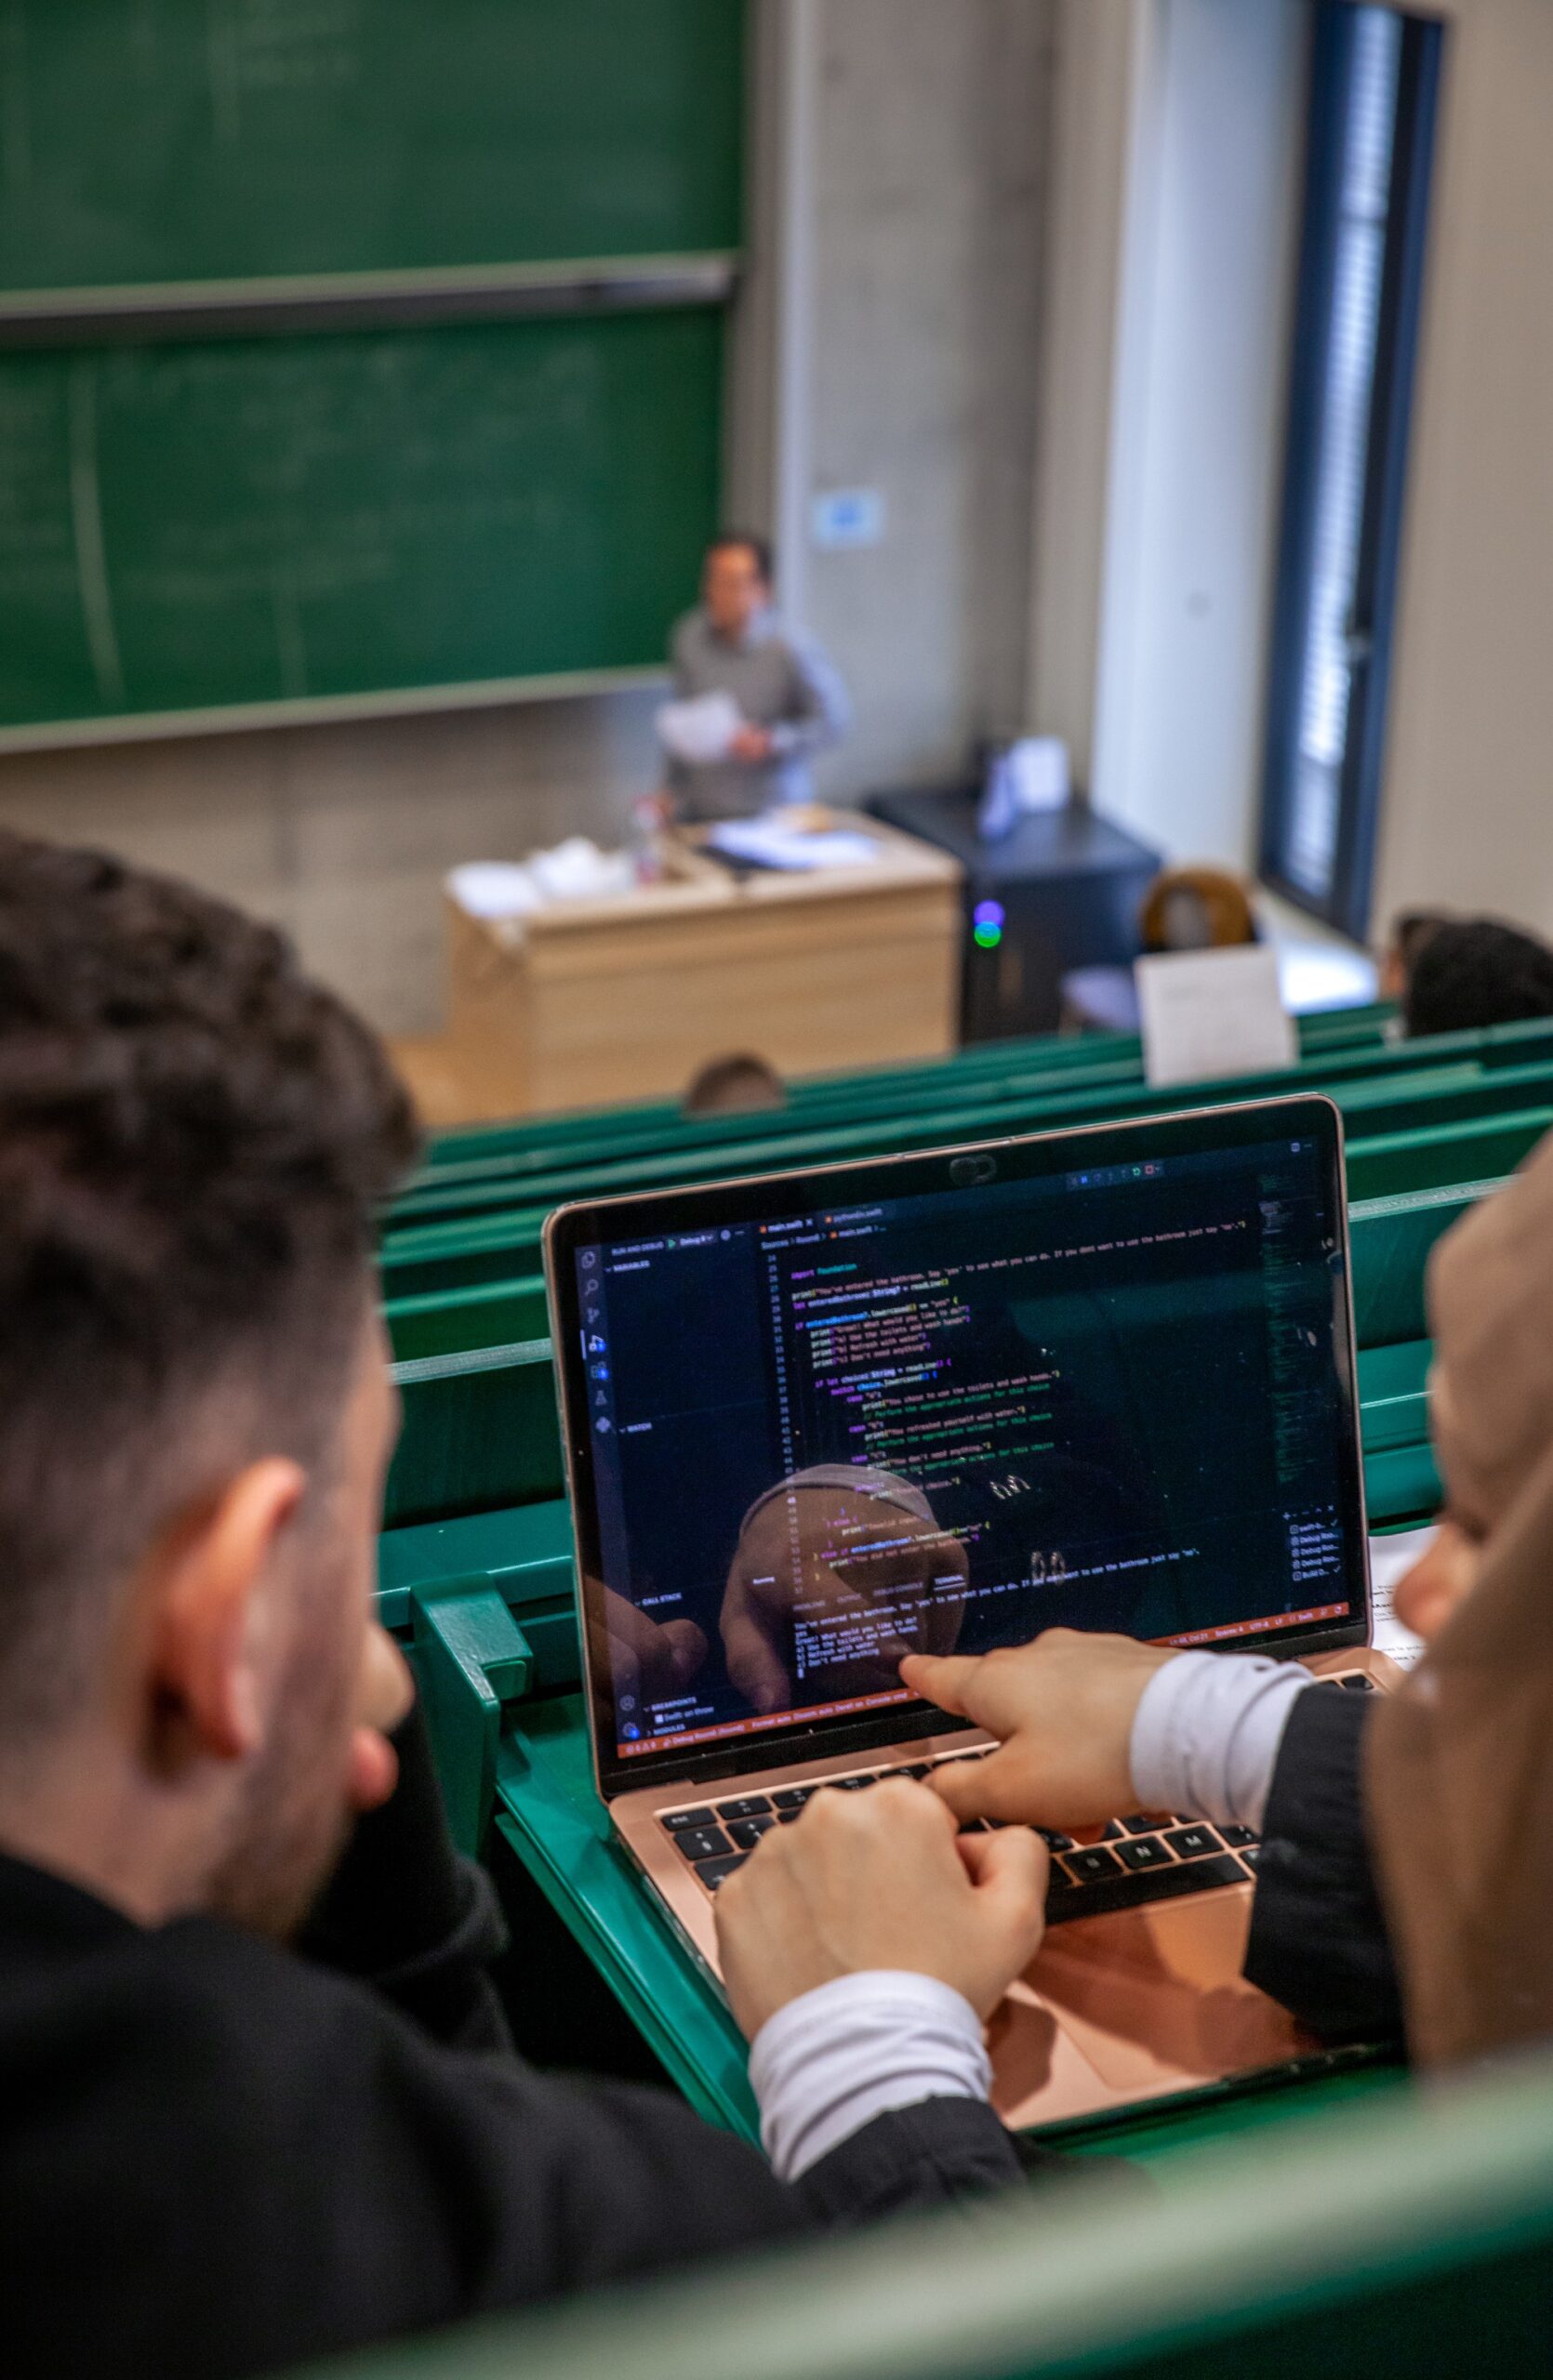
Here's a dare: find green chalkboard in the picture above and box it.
[0,0,743,295]
[0,307,723,733]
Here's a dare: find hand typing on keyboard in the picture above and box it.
[712,1776,1048,2041]
[901,1631,1178,1831]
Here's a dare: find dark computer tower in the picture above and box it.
[865,788,1161,1041]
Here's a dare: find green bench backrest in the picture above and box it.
[380,1064,1545,1304]
[398,1016,1408,1217]
[410,1000,1400,1174]
[385,1276,551,1363]
[388,1025,1553,1234]
[400,1012,1553,1217]
[294,2043,1553,2380]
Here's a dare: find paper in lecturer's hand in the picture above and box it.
[657,690,743,766]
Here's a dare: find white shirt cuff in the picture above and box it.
[748,1970,990,2182]
[1129,1650,1315,1831]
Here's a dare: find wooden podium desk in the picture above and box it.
[443,811,963,1118]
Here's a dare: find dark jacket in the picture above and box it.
[1246,1685,1405,2043]
[0,1711,1033,2380]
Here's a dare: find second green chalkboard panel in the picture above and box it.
[0,0,744,294]
[0,306,723,732]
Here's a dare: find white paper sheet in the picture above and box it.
[1007,735,1070,813]
[1368,1524,1436,1669]
[656,689,742,766]
[446,840,634,919]
[526,838,635,902]
[1137,945,1298,1090]
[445,861,543,919]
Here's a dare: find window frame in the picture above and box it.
[1258,3,1446,944]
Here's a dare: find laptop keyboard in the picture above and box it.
[655,1674,1376,1915]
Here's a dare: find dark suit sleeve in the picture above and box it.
[801,2096,1055,2223]
[431,2074,1033,2298]
[267,2013,1034,2334]
[291,1699,1034,2302]
[297,1699,511,2050]
[1243,1688,1404,2043]
[10,1917,1041,2380]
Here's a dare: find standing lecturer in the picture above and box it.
[664,533,850,821]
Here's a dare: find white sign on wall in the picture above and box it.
[810,487,887,549]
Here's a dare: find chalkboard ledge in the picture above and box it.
[0,254,738,348]
[0,666,671,757]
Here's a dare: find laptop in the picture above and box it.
[544,1094,1391,2131]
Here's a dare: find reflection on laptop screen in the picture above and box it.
[573,1126,1359,1765]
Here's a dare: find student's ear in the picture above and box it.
[148,1460,308,1765]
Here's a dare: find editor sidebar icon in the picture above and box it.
[595,1416,613,1435]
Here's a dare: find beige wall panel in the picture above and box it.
[1374,0,1553,940]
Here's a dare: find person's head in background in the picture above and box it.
[0,835,418,1939]
[1400,916,1553,1039]
[1379,908,1447,1006]
[702,532,775,643]
[682,1050,787,1118]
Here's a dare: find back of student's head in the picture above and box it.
[0,833,417,1755]
[1401,917,1553,1040]
[682,1051,786,1117]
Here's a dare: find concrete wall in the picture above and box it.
[1371,0,1553,941]
[803,0,1055,799]
[1027,0,1142,795]
[0,694,657,1038]
[0,0,1056,1034]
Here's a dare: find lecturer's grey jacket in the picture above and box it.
[667,605,850,820]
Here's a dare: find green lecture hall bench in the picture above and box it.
[351,1005,1553,2380]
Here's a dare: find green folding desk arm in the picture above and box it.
[409,1575,534,1858]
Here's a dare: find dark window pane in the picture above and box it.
[1261,6,1444,941]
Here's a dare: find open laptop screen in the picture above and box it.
[547,1096,1367,1795]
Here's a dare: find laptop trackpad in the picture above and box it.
[990,1891,1307,2110]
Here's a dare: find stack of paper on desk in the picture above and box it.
[706,817,880,873]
